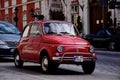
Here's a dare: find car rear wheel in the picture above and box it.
[82,62,95,74]
[14,52,23,68]
[108,41,115,51]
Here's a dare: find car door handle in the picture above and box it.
[23,39,29,42]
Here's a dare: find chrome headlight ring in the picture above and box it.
[57,45,63,53]
[89,46,95,53]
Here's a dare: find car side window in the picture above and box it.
[30,24,40,36]
[96,29,105,36]
[22,25,30,37]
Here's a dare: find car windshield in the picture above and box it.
[44,22,77,36]
[0,22,20,34]
[96,28,111,36]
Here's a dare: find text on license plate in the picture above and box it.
[74,56,83,62]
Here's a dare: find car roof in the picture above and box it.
[0,21,7,23]
[0,21,15,26]
[29,20,72,24]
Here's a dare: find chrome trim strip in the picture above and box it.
[52,56,94,62]
[59,52,92,62]
[53,51,95,63]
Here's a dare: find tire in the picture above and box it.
[108,41,115,51]
[14,52,23,68]
[82,62,95,74]
[41,54,51,73]
[40,54,59,73]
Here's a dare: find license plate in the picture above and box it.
[74,56,83,62]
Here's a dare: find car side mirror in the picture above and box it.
[79,33,84,38]
[36,31,41,35]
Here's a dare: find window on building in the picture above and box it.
[5,15,9,22]
[71,5,79,13]
[23,13,27,28]
[12,14,16,25]
[4,0,8,2]
[35,1,41,10]
[4,0,8,7]
[34,10,41,15]
[118,10,120,22]
[12,0,16,6]
[22,0,27,3]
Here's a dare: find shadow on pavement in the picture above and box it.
[0,57,14,62]
[5,64,85,75]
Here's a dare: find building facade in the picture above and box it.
[0,0,108,34]
[108,0,120,28]
[0,0,42,32]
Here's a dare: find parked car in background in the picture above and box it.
[0,21,21,57]
[14,20,97,74]
[84,28,120,51]
[115,22,120,35]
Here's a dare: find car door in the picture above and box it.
[93,29,107,47]
[20,24,31,60]
[28,23,42,61]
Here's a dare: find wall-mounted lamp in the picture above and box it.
[30,8,44,20]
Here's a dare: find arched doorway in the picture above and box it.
[89,0,108,33]
[49,0,65,20]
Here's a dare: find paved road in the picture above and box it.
[0,49,120,80]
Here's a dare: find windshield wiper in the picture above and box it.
[47,32,57,34]
[60,32,70,34]
[59,32,75,37]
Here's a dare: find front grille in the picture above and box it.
[6,41,18,47]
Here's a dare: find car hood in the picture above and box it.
[43,35,90,45]
[0,34,21,42]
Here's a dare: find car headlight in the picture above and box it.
[57,45,63,52]
[0,40,9,49]
[89,46,95,53]
[0,40,6,45]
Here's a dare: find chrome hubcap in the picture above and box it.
[15,54,19,65]
[110,42,115,50]
[42,56,48,71]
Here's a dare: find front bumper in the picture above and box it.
[52,56,95,63]
[0,48,14,57]
[52,52,96,64]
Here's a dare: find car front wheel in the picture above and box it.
[82,62,95,74]
[108,41,115,51]
[41,54,52,73]
[14,52,23,68]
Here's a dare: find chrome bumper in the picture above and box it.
[52,52,96,63]
[52,56,95,63]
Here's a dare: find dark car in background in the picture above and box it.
[84,28,120,51]
[0,21,21,57]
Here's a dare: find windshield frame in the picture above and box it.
[43,22,77,36]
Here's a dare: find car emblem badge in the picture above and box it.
[76,48,79,54]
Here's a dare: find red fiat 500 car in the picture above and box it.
[14,20,97,74]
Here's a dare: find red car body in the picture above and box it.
[14,20,96,74]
